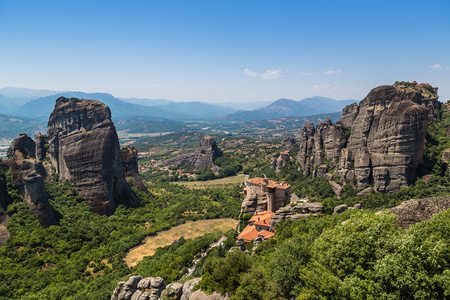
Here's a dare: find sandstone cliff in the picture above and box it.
[7,134,57,227]
[158,136,223,171]
[120,146,152,197]
[296,83,439,193]
[47,97,138,215]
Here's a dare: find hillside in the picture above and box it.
[1,83,450,299]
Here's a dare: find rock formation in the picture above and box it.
[158,136,223,171]
[0,161,10,245]
[389,196,450,229]
[270,152,290,173]
[47,97,138,215]
[269,202,324,230]
[296,83,439,193]
[111,276,227,300]
[7,134,57,227]
[120,146,152,197]
[241,178,291,215]
[35,133,48,161]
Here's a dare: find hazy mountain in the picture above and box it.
[0,87,61,112]
[12,92,188,121]
[215,101,273,111]
[154,101,237,118]
[224,96,358,121]
[118,97,172,106]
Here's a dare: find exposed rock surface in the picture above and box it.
[333,204,348,214]
[296,83,439,193]
[269,202,323,230]
[120,146,152,197]
[270,152,290,173]
[35,133,48,161]
[390,196,450,229]
[158,136,223,171]
[7,133,36,158]
[7,134,57,227]
[0,163,9,245]
[47,97,138,215]
[281,136,296,152]
[111,276,227,300]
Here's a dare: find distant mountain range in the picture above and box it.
[0,87,359,125]
[224,96,358,121]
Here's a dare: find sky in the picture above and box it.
[0,0,449,103]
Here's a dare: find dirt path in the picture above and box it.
[124,218,238,267]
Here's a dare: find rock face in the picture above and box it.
[35,133,48,161]
[269,202,323,230]
[7,134,57,227]
[389,196,450,229]
[0,161,10,245]
[296,83,439,193]
[158,136,223,171]
[120,146,152,197]
[111,276,227,300]
[47,97,138,215]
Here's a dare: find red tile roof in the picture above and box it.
[246,177,291,190]
[258,231,275,239]
[237,225,259,243]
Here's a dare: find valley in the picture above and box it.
[0,82,450,299]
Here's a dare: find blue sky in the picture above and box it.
[0,0,449,103]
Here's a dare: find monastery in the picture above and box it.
[238,177,291,243]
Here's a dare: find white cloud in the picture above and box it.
[244,68,258,77]
[429,64,443,70]
[244,68,282,79]
[261,69,282,79]
[298,72,312,76]
[150,83,158,87]
[313,84,332,90]
[324,69,342,75]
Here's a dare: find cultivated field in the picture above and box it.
[172,174,247,189]
[124,218,238,267]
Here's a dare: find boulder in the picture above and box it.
[181,278,202,300]
[47,97,139,215]
[334,204,348,214]
[390,196,450,229]
[269,202,323,230]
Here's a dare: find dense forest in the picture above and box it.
[1,102,450,299]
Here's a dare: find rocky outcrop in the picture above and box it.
[7,134,57,227]
[7,133,36,158]
[389,196,450,229]
[35,133,48,161]
[158,136,223,171]
[269,202,323,230]
[270,152,290,173]
[47,97,138,215]
[281,136,296,152]
[0,162,10,245]
[296,83,439,193]
[120,146,152,197]
[111,276,227,300]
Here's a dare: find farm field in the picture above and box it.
[124,218,238,267]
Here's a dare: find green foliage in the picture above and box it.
[197,250,252,294]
